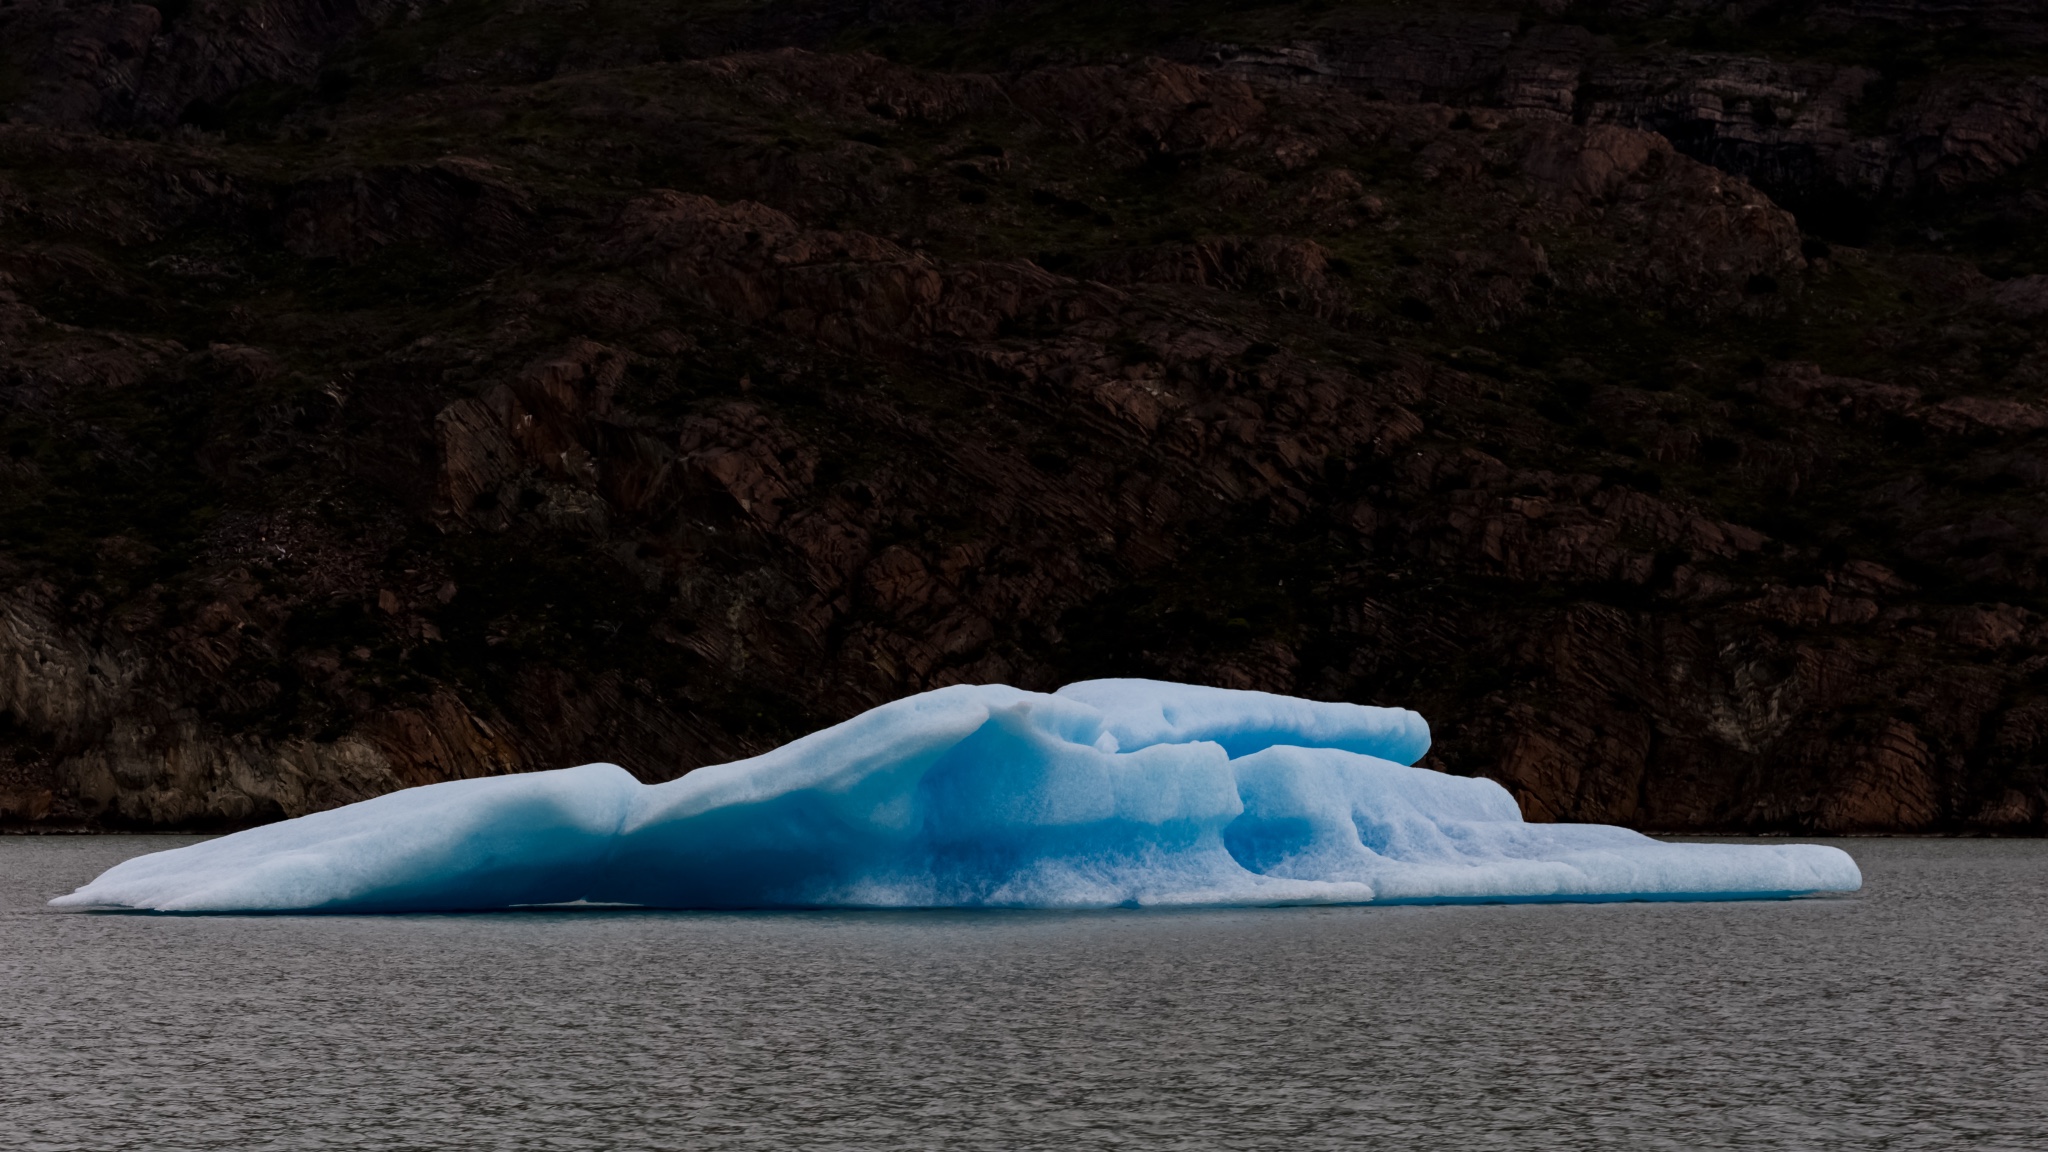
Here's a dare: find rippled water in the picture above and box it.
[2,836,2042,1150]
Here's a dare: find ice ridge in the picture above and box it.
[53,680,1861,912]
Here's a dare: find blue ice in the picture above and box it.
[53,680,1860,912]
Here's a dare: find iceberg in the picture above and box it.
[52,680,1861,912]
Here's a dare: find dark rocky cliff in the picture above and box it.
[2,0,2045,833]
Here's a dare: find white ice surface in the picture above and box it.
[53,679,1861,912]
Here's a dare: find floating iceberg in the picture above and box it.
[53,680,1860,912]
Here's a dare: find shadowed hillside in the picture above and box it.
[2,0,2046,833]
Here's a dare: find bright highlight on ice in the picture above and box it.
[53,680,1861,912]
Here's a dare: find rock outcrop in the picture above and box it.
[1208,0,2048,210]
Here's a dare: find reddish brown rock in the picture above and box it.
[0,29,2043,838]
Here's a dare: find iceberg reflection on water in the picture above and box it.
[53,680,1861,912]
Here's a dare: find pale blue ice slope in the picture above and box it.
[54,680,1860,912]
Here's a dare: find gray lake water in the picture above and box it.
[1,836,2043,1151]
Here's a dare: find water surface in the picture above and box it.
[3,836,2042,1150]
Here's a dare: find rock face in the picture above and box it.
[0,0,409,128]
[1207,0,2048,209]
[1,1,2045,833]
